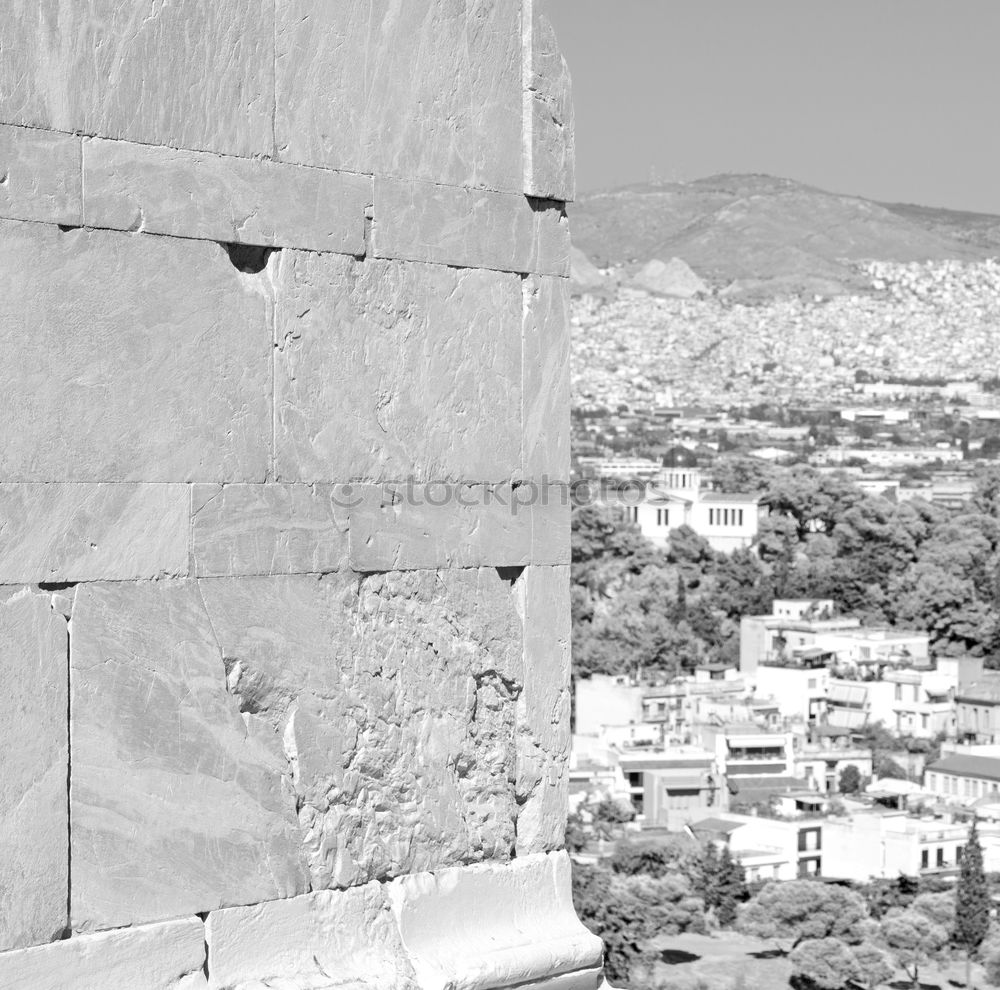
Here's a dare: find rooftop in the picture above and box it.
[927,754,1000,782]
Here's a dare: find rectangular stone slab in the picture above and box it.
[0,483,188,583]
[373,178,570,275]
[0,124,81,226]
[191,484,349,577]
[0,588,67,951]
[84,140,371,255]
[199,569,523,890]
[274,252,521,483]
[0,1,273,157]
[275,0,521,191]
[70,581,307,931]
[0,222,271,482]
[523,275,571,482]
[0,918,207,990]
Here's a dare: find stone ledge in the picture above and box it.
[0,124,81,226]
[84,140,371,255]
[372,178,569,276]
[0,918,207,990]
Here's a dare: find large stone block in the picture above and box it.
[0,919,207,990]
[514,567,570,855]
[0,124,81,226]
[199,569,523,890]
[276,0,521,191]
[523,2,575,202]
[70,581,307,931]
[0,2,272,157]
[0,483,188,583]
[205,883,414,990]
[0,588,67,951]
[0,222,271,482]
[348,484,533,571]
[523,275,571,482]
[191,484,349,578]
[388,853,603,990]
[84,140,371,254]
[529,489,571,566]
[373,178,570,275]
[275,253,521,483]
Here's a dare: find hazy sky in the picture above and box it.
[546,1,1000,214]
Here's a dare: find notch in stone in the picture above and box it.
[222,242,277,274]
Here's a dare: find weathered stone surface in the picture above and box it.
[0,919,207,990]
[199,569,523,889]
[523,275,571,482]
[529,491,571,566]
[191,484,349,578]
[84,140,371,254]
[0,2,272,157]
[0,588,67,951]
[348,484,533,571]
[0,124,81,226]
[0,222,271,482]
[515,567,570,855]
[0,483,188,582]
[276,0,521,191]
[388,853,603,990]
[275,253,521,483]
[206,883,415,990]
[523,2,575,202]
[373,178,570,275]
[70,581,307,931]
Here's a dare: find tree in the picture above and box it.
[610,835,699,881]
[849,941,895,990]
[789,937,861,989]
[839,764,863,795]
[715,846,748,927]
[880,908,949,989]
[955,818,991,987]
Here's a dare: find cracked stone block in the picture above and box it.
[0,1,272,157]
[276,0,521,191]
[84,140,371,255]
[523,1,575,202]
[514,567,570,855]
[191,484,349,578]
[348,484,533,571]
[205,883,414,990]
[529,490,571,566]
[388,852,603,990]
[0,918,207,990]
[0,483,188,583]
[274,253,521,483]
[0,588,67,952]
[523,275,571,482]
[70,581,307,931]
[373,178,570,275]
[0,124,81,226]
[0,221,271,482]
[199,569,523,890]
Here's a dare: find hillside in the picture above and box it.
[569,174,1000,299]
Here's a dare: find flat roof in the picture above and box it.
[927,754,1000,781]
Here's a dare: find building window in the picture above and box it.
[921,850,929,869]
[738,509,744,526]
[921,714,929,730]
[937,848,945,868]
[895,684,902,701]
[709,508,715,525]
[957,845,965,863]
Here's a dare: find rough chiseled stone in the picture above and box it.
[388,853,603,990]
[529,491,571,566]
[514,567,571,855]
[70,581,307,931]
[373,178,570,275]
[84,140,371,254]
[275,253,521,483]
[0,588,67,952]
[0,222,271,482]
[0,2,272,157]
[276,0,521,191]
[523,2,575,202]
[205,883,415,990]
[523,275,571,482]
[191,484,349,578]
[348,484,533,571]
[0,919,207,990]
[0,483,188,582]
[199,569,523,890]
[0,124,81,226]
